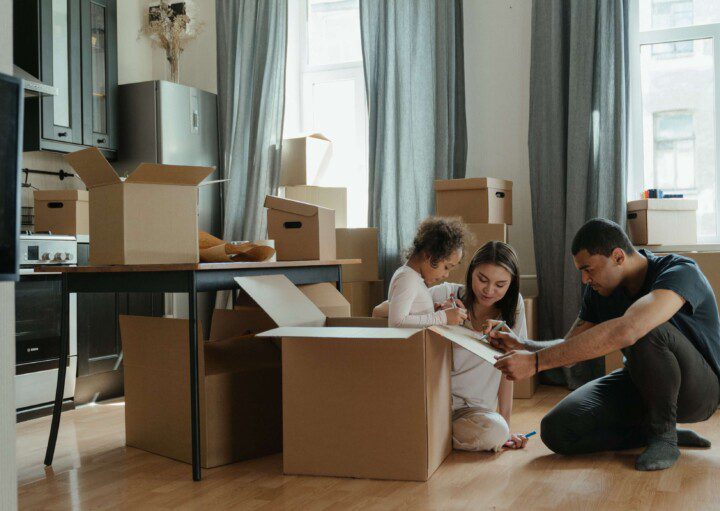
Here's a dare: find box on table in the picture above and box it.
[238,275,514,481]
[119,308,283,468]
[515,296,540,399]
[65,147,213,265]
[445,223,507,284]
[33,190,89,236]
[280,133,332,186]
[341,280,384,317]
[435,178,513,224]
[280,185,347,228]
[627,199,698,246]
[298,283,351,317]
[336,228,379,283]
[265,195,336,261]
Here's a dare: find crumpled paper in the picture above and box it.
[199,231,276,263]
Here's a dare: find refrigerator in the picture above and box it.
[117,81,221,334]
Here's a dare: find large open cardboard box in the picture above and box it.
[65,147,213,265]
[435,178,513,224]
[120,308,282,468]
[239,275,506,481]
[33,190,89,236]
[627,199,698,246]
[265,195,336,261]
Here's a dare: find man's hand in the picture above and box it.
[494,350,536,380]
[483,320,524,352]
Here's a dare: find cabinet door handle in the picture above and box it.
[58,132,68,137]
[97,137,106,144]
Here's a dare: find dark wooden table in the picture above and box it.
[37,259,360,481]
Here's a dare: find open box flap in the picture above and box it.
[65,147,121,188]
[264,195,330,217]
[429,325,503,365]
[257,326,421,340]
[234,275,326,328]
[125,162,214,186]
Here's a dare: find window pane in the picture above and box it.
[640,38,716,237]
[307,0,362,66]
[640,0,720,31]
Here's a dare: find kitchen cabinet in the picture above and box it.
[14,0,118,158]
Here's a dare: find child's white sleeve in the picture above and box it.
[428,282,463,304]
[388,272,448,328]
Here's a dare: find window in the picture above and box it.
[284,0,369,228]
[630,0,720,240]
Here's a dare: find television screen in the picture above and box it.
[0,72,23,281]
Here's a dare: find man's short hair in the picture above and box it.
[571,218,636,257]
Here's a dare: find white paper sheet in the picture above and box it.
[429,324,505,364]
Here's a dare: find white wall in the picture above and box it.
[1,0,18,507]
[463,0,535,278]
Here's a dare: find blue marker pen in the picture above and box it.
[525,430,537,439]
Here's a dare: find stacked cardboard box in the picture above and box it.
[279,133,347,228]
[627,199,698,246]
[335,227,383,316]
[515,296,540,399]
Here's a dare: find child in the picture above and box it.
[387,217,470,328]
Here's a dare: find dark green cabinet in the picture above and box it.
[14,0,118,158]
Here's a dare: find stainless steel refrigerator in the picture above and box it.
[117,80,221,333]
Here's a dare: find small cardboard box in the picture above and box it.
[298,283,351,317]
[446,223,507,284]
[515,296,539,399]
[33,190,89,235]
[627,199,698,246]
[65,147,213,265]
[120,309,283,468]
[336,228,380,282]
[240,275,507,481]
[280,185,347,228]
[280,133,333,186]
[341,280,384,317]
[435,178,513,224]
[265,195,336,261]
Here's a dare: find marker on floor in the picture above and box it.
[525,430,537,439]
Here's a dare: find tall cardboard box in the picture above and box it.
[435,178,513,224]
[515,296,539,399]
[280,185,347,228]
[341,280,384,317]
[239,275,510,481]
[627,199,698,245]
[298,283,351,317]
[336,228,380,282]
[280,133,332,186]
[65,147,213,265]
[120,309,283,468]
[33,190,89,235]
[446,223,507,284]
[265,195,336,261]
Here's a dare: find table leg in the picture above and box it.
[45,274,69,466]
[188,272,202,481]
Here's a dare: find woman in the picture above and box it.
[374,241,529,451]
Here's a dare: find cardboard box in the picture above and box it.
[65,147,213,265]
[336,228,380,282]
[33,190,89,235]
[435,178,513,224]
[120,309,283,468]
[280,133,333,186]
[280,185,347,228]
[265,195,336,261]
[515,296,539,399]
[298,283,351,317]
[445,223,507,285]
[239,275,505,481]
[627,199,698,246]
[341,280,384,317]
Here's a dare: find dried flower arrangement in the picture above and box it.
[139,1,203,83]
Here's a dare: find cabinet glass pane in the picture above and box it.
[52,0,70,127]
[91,2,107,134]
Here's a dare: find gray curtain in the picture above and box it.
[528,0,628,388]
[216,0,287,242]
[360,0,467,293]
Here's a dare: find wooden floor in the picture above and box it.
[16,386,720,510]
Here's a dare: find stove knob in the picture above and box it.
[41,252,51,261]
[54,252,67,262]
[65,252,74,261]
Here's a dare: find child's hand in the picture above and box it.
[439,294,466,311]
[445,307,468,325]
[503,434,529,449]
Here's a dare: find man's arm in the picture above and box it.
[523,316,595,351]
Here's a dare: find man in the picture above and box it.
[490,218,720,471]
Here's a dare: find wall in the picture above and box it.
[1,0,18,507]
[463,0,536,283]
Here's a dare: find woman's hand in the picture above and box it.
[483,320,524,352]
[445,307,468,325]
[503,434,529,449]
[438,294,466,311]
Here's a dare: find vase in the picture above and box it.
[168,55,180,83]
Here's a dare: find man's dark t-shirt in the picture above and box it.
[579,249,720,378]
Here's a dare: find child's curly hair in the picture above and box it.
[406,217,472,268]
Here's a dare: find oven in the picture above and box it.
[15,234,77,420]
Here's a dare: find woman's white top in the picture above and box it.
[387,265,448,327]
